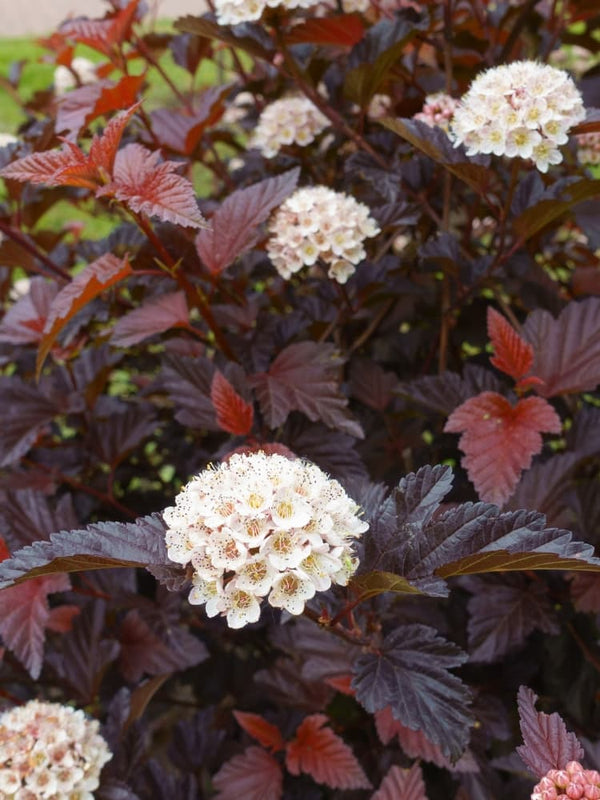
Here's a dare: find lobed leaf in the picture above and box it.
[56,76,144,140]
[210,371,254,436]
[444,391,562,506]
[150,85,229,155]
[159,354,218,430]
[521,297,600,397]
[250,341,363,438]
[196,168,299,275]
[513,179,600,242]
[0,378,57,467]
[60,0,141,58]
[38,252,132,376]
[351,624,472,761]
[0,513,170,589]
[487,307,534,381]
[371,764,428,800]
[516,686,583,776]
[285,714,371,790]
[286,15,365,47]
[212,746,283,800]
[0,277,59,345]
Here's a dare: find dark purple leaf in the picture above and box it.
[250,341,363,438]
[398,365,503,416]
[0,277,58,345]
[47,601,120,704]
[168,708,226,773]
[0,572,70,678]
[87,402,157,466]
[516,685,583,776]
[195,168,299,275]
[111,291,189,347]
[522,297,600,397]
[513,179,600,242]
[507,453,578,528]
[150,85,229,154]
[351,624,472,761]
[0,513,170,589]
[134,760,199,800]
[0,377,57,466]
[0,490,78,550]
[349,358,398,411]
[158,353,218,430]
[466,576,558,663]
[566,406,600,458]
[283,421,368,482]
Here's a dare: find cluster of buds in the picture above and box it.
[577,132,600,166]
[532,761,600,800]
[163,452,368,629]
[250,97,329,158]
[0,699,112,799]
[450,61,586,172]
[267,185,380,284]
[414,92,459,131]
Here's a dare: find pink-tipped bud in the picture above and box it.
[584,786,600,800]
[587,772,600,786]
[566,784,584,799]
[555,772,570,789]
[567,763,585,775]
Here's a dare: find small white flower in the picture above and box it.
[414,92,459,131]
[223,584,262,629]
[54,57,97,95]
[268,571,317,615]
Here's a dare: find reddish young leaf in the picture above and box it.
[486,307,534,382]
[98,143,207,228]
[38,253,132,376]
[211,371,254,436]
[0,537,10,562]
[0,145,93,188]
[56,77,144,139]
[286,15,365,46]
[46,604,81,633]
[516,686,583,776]
[111,290,189,347]
[444,392,562,506]
[150,85,229,155]
[196,169,299,275]
[88,103,141,177]
[285,714,371,790]
[213,746,283,800]
[324,674,355,695]
[371,763,428,800]
[0,573,70,679]
[60,0,141,58]
[233,711,285,752]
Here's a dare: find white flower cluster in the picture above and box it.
[0,700,112,799]
[267,186,380,283]
[577,132,600,165]
[414,92,459,131]
[0,133,18,148]
[164,452,368,629]
[54,57,97,96]
[214,0,315,25]
[450,61,586,172]
[250,97,329,158]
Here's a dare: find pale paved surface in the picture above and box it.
[0,0,206,37]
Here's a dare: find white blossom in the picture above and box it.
[250,96,329,158]
[450,61,586,172]
[267,186,380,284]
[414,92,459,131]
[163,451,369,627]
[0,700,112,799]
[54,57,97,95]
[577,132,600,165]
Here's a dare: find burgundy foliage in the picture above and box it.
[0,0,599,798]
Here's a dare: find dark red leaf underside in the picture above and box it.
[444,392,561,506]
[487,307,534,381]
[516,686,583,776]
[233,711,285,752]
[286,15,365,47]
[0,573,70,679]
[522,297,600,397]
[196,168,299,275]
[111,290,189,347]
[371,763,428,800]
[212,746,283,800]
[211,371,254,436]
[99,143,206,228]
[285,714,371,790]
[38,252,132,375]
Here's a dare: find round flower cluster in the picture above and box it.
[414,92,459,131]
[577,132,600,165]
[214,0,315,25]
[450,61,586,172]
[532,761,600,800]
[54,57,97,95]
[250,97,329,158]
[266,186,380,284]
[0,699,112,799]
[163,452,369,629]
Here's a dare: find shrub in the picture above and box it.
[0,0,599,797]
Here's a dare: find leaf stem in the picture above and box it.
[0,221,71,283]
